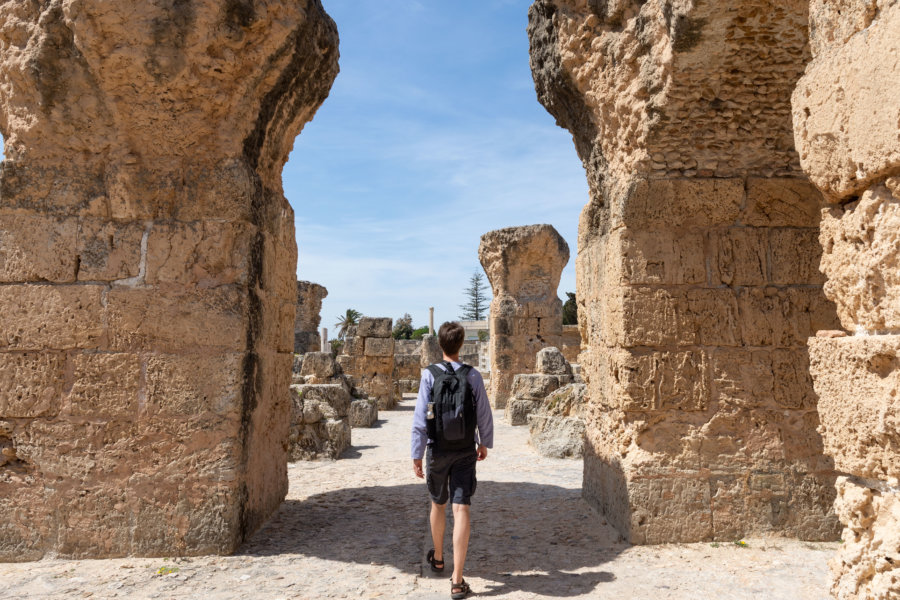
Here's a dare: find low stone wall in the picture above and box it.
[338,318,396,409]
[294,281,327,354]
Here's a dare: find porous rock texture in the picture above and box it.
[528,382,586,459]
[793,3,900,597]
[294,281,327,354]
[528,0,840,544]
[479,224,569,408]
[0,0,339,559]
[506,346,574,425]
[337,317,396,410]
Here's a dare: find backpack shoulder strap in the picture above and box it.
[426,364,445,379]
[455,364,472,379]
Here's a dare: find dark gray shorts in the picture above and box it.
[425,447,477,505]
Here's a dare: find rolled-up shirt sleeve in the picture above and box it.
[469,369,494,449]
[411,368,433,459]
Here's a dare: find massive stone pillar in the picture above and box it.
[528,0,840,543]
[479,224,569,408]
[294,281,327,354]
[0,0,338,559]
[792,3,900,598]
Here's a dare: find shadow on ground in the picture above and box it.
[241,481,624,597]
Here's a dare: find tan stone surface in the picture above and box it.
[339,317,396,409]
[792,2,900,201]
[293,280,327,354]
[791,4,900,597]
[479,224,569,407]
[830,476,900,600]
[529,0,840,544]
[0,0,339,559]
[818,185,900,332]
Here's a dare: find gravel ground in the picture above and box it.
[0,397,838,600]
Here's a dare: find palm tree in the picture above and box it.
[335,308,362,340]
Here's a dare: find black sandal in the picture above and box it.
[426,548,444,573]
[450,578,470,599]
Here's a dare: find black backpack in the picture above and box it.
[425,361,477,452]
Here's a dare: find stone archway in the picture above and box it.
[527,0,841,544]
[0,0,338,558]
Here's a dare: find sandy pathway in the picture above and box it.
[0,398,837,599]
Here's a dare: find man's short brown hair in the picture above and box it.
[438,321,465,356]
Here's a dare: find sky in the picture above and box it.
[0,0,589,333]
[289,0,588,332]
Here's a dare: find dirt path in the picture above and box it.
[0,398,837,599]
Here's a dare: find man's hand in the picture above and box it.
[476,445,488,461]
[413,459,424,478]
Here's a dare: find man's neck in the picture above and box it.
[443,353,459,363]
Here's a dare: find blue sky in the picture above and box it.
[0,1,589,333]
[289,0,587,331]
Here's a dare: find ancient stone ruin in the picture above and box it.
[289,352,352,460]
[337,318,396,409]
[294,280,327,354]
[506,346,576,426]
[528,381,586,459]
[0,0,338,559]
[792,3,900,598]
[479,224,569,408]
[528,0,841,545]
[528,0,898,597]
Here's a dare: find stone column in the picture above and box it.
[792,4,900,598]
[528,0,839,543]
[0,0,338,559]
[320,327,328,353]
[478,224,569,408]
[429,307,435,335]
[294,281,328,354]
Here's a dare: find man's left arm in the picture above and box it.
[470,370,494,460]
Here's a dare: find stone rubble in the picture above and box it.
[528,382,587,459]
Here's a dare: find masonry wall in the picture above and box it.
[792,2,900,597]
[529,0,840,543]
[0,0,338,559]
[338,318,396,409]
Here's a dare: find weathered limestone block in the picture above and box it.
[535,346,571,376]
[294,281,327,354]
[0,0,339,559]
[357,317,392,338]
[792,4,900,598]
[364,337,393,357]
[792,2,900,202]
[479,224,569,408]
[420,334,442,368]
[300,351,339,384]
[528,383,586,458]
[348,399,378,428]
[529,0,840,544]
[394,353,421,382]
[818,184,900,333]
[288,384,351,460]
[339,317,395,409]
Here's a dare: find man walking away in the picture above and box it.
[411,321,494,599]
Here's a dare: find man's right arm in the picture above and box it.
[411,368,432,461]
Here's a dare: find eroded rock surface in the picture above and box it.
[295,281,327,354]
[338,317,396,409]
[794,5,900,595]
[528,382,586,459]
[0,0,339,559]
[529,0,839,544]
[479,224,569,408]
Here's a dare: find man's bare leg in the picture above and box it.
[430,502,446,562]
[451,503,471,584]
